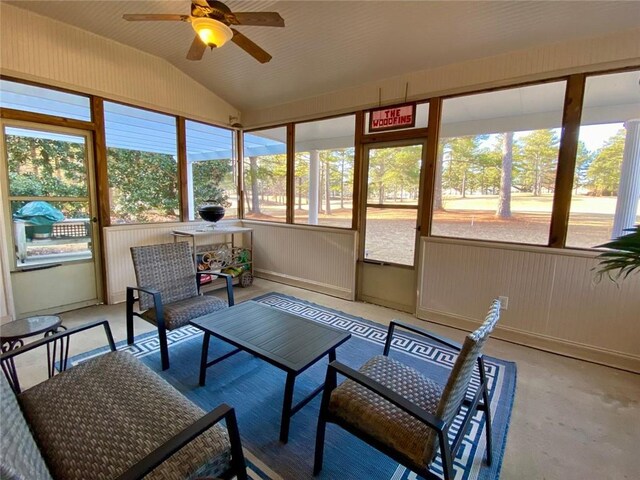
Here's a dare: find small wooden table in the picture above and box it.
[191,302,351,443]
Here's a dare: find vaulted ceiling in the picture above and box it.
[7,1,640,111]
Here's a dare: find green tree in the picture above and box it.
[442,136,488,197]
[6,134,88,216]
[191,159,233,211]
[107,148,179,222]
[573,140,595,193]
[516,129,559,196]
[383,145,421,202]
[586,129,625,195]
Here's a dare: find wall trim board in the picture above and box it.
[241,219,357,237]
[417,307,640,374]
[359,294,414,315]
[255,270,355,301]
[424,236,599,258]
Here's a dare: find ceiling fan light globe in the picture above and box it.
[191,17,232,48]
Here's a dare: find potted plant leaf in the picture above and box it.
[594,225,640,283]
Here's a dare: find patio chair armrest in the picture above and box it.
[328,360,445,432]
[0,319,115,363]
[126,286,164,318]
[383,320,462,356]
[1,320,116,393]
[196,271,235,306]
[116,404,247,480]
[127,285,161,298]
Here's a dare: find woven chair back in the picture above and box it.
[434,299,501,427]
[130,242,198,311]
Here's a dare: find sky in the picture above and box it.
[579,123,624,151]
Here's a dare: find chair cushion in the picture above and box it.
[0,374,52,480]
[329,355,443,467]
[18,351,232,480]
[142,295,228,330]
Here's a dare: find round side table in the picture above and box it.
[1,315,66,391]
[1,315,63,350]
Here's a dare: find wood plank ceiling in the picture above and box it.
[6,1,640,111]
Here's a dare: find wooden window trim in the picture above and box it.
[177,117,188,221]
[549,74,586,248]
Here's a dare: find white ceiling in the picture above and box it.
[7,1,640,112]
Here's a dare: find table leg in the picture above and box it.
[280,372,296,443]
[329,349,336,363]
[45,325,68,378]
[199,332,211,387]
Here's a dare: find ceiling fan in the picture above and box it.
[123,0,284,63]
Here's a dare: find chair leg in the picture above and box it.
[158,323,170,371]
[479,357,493,465]
[438,428,454,480]
[314,364,337,475]
[225,408,248,480]
[126,288,135,345]
[313,406,328,475]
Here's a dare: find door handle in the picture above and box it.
[91,217,98,223]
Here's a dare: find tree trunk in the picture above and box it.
[434,148,444,210]
[496,132,513,218]
[461,171,467,198]
[340,156,345,209]
[249,156,260,213]
[297,177,302,210]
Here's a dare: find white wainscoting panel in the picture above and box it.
[242,221,357,300]
[418,238,640,372]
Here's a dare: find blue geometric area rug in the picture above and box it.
[70,293,516,480]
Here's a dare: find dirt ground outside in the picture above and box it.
[244,194,638,264]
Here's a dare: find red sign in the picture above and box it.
[368,103,416,132]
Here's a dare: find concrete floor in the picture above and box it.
[9,278,640,480]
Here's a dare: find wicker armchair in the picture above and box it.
[314,299,502,480]
[0,321,247,480]
[127,242,234,370]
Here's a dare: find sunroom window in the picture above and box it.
[104,102,179,224]
[565,70,640,248]
[431,81,567,245]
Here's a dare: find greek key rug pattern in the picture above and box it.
[72,293,515,480]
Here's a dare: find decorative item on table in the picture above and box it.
[197,204,225,230]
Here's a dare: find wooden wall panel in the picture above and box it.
[103,220,357,303]
[244,221,357,300]
[418,238,640,372]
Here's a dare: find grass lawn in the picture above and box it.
[238,194,639,263]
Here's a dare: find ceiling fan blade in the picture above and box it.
[186,35,207,61]
[231,29,272,63]
[226,12,284,27]
[123,14,190,22]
